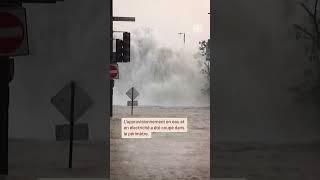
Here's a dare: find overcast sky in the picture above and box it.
[113,0,210,52]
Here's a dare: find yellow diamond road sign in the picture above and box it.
[126,87,139,100]
[51,82,93,122]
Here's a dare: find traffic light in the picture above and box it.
[116,39,123,62]
[115,32,130,63]
[123,32,130,62]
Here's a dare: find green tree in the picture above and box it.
[196,40,210,96]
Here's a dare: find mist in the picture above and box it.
[113,27,209,107]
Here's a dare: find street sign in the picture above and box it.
[51,82,93,122]
[22,0,64,2]
[126,87,139,115]
[0,7,29,57]
[126,87,139,100]
[110,63,119,79]
[51,81,92,169]
[112,16,135,22]
[56,123,89,141]
[127,100,138,106]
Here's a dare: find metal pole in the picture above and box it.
[131,88,133,116]
[110,0,113,118]
[0,57,11,175]
[110,80,114,117]
[68,81,75,168]
[178,33,186,45]
[0,1,19,175]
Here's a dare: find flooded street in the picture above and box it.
[5,106,320,180]
[110,105,210,180]
[7,140,108,180]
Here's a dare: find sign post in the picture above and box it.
[109,63,118,116]
[126,87,139,116]
[51,81,93,168]
[0,57,13,175]
[131,88,133,115]
[68,81,75,168]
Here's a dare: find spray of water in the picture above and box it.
[113,27,209,107]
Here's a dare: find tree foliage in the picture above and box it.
[291,0,320,105]
[197,40,210,96]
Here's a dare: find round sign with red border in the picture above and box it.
[110,64,119,79]
[0,8,28,57]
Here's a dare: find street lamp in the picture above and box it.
[178,32,186,44]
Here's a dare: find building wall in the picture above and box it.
[9,0,111,141]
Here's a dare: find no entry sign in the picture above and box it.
[0,7,29,57]
[110,63,119,79]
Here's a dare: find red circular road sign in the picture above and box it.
[110,64,119,79]
[0,12,24,54]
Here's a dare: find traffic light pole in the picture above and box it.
[0,1,19,175]
[110,5,134,117]
[110,0,113,117]
[0,0,62,175]
[0,57,13,175]
[110,80,114,117]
